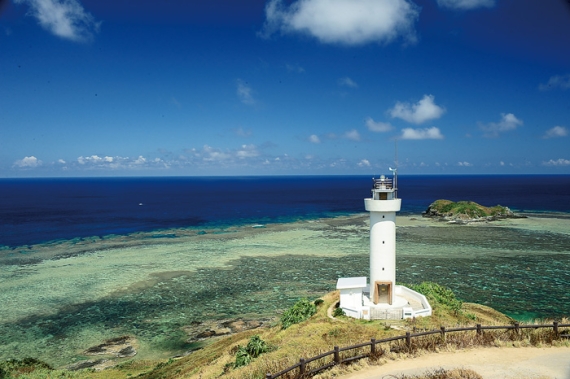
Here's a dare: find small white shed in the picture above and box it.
[336,277,367,319]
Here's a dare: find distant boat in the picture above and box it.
[139,203,143,206]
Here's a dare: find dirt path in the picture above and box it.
[339,346,570,379]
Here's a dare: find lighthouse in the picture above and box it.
[336,169,432,320]
[365,170,400,305]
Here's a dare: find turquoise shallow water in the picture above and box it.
[1,213,569,366]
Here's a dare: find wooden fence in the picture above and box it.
[265,322,570,379]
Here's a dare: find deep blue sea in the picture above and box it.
[1,175,569,248]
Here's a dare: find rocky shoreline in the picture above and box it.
[66,318,273,371]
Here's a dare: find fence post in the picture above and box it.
[406,332,411,349]
[553,321,559,337]
[371,338,376,355]
[514,322,520,335]
[440,326,446,342]
[299,358,306,376]
[476,324,482,336]
[334,346,340,364]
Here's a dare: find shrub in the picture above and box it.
[234,335,268,368]
[234,346,252,368]
[245,335,267,358]
[314,299,324,306]
[0,358,53,378]
[333,307,345,317]
[281,298,317,329]
[410,282,463,315]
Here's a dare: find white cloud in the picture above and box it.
[436,0,495,10]
[539,74,570,91]
[236,79,255,105]
[400,127,444,140]
[77,155,114,164]
[236,144,259,159]
[14,0,100,42]
[344,129,361,141]
[338,77,358,88]
[457,161,473,167]
[14,156,42,168]
[358,159,371,167]
[57,159,66,164]
[308,134,321,143]
[389,94,446,124]
[543,126,568,139]
[75,155,169,170]
[479,113,523,138]
[543,158,570,166]
[260,0,420,46]
[202,145,231,162]
[329,158,348,168]
[133,156,146,165]
[365,117,392,132]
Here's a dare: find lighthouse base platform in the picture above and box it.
[336,279,432,320]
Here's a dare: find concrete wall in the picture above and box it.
[396,285,433,318]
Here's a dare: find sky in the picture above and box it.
[1,0,570,177]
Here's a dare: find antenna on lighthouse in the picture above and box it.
[389,139,398,198]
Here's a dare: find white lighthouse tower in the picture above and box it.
[366,169,400,305]
[336,169,432,320]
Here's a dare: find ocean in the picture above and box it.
[2,175,569,247]
[1,175,569,366]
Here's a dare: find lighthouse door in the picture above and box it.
[374,281,392,305]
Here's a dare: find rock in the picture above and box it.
[83,336,137,358]
[184,318,272,342]
[117,346,136,358]
[67,359,107,371]
[66,336,138,372]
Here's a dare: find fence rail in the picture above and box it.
[265,322,570,379]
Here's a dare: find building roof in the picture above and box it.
[336,277,367,289]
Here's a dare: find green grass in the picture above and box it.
[429,200,510,219]
[2,285,567,379]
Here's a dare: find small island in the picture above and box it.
[422,199,525,223]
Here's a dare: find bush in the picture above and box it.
[333,307,345,317]
[0,358,53,378]
[410,282,463,315]
[281,298,317,329]
[234,346,252,368]
[234,335,268,368]
[314,299,324,306]
[245,335,267,358]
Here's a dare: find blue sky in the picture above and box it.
[1,0,569,176]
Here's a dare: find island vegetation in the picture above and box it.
[1,282,568,379]
[422,200,524,223]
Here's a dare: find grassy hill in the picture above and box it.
[5,282,551,379]
[3,282,569,379]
